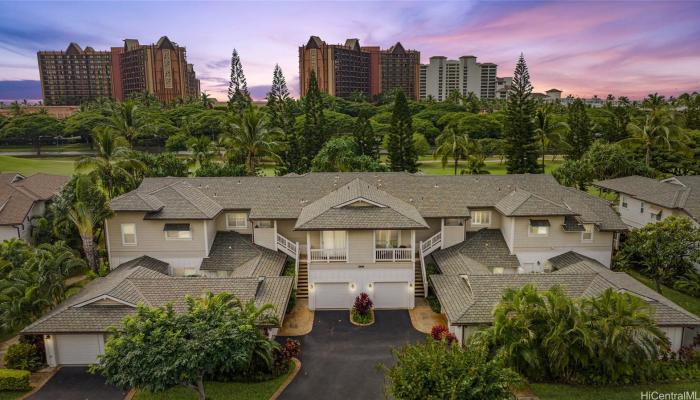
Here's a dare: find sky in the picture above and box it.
[0,0,699,102]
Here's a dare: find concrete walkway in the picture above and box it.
[278,299,314,336]
[409,297,448,333]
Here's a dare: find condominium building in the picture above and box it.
[38,37,200,105]
[496,77,512,100]
[418,56,497,101]
[298,36,420,100]
[37,43,112,105]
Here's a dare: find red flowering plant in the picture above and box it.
[430,324,458,344]
[352,292,374,324]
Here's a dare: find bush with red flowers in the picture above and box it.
[430,324,458,344]
[273,338,301,374]
[351,292,374,324]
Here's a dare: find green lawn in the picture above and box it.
[0,391,29,400]
[133,366,294,400]
[418,160,563,176]
[627,270,700,317]
[531,381,700,400]
[0,143,91,154]
[0,155,77,176]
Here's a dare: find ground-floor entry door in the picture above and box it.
[373,282,410,309]
[314,282,352,309]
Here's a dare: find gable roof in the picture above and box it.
[22,255,293,334]
[200,231,286,276]
[295,178,427,230]
[433,229,520,275]
[594,175,700,222]
[0,173,68,226]
[495,189,577,217]
[431,251,700,327]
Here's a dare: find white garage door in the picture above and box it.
[56,334,103,365]
[314,282,352,309]
[373,282,410,309]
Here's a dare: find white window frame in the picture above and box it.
[640,202,645,214]
[121,223,137,246]
[471,211,491,226]
[321,230,347,250]
[375,230,401,248]
[164,229,192,241]
[581,224,594,242]
[226,212,248,229]
[528,224,549,237]
[493,267,504,274]
[621,196,627,208]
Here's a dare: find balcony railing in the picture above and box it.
[375,248,413,262]
[309,248,348,262]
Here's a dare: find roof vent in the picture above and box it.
[434,184,439,188]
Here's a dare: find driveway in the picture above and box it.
[279,310,424,400]
[27,367,126,400]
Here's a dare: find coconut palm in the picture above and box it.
[108,100,141,146]
[200,92,215,109]
[221,107,281,175]
[31,242,87,304]
[76,128,145,198]
[620,108,688,167]
[434,125,471,175]
[67,176,113,273]
[534,106,569,172]
[187,135,216,170]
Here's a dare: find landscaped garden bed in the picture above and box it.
[349,293,374,326]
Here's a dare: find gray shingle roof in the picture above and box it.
[200,232,286,276]
[495,189,576,217]
[113,173,625,230]
[431,251,700,327]
[295,178,427,230]
[22,256,292,334]
[594,175,700,223]
[0,173,68,225]
[432,229,520,275]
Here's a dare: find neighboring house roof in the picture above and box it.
[112,173,625,230]
[295,178,428,230]
[430,251,700,327]
[22,256,293,334]
[495,189,577,217]
[432,229,520,275]
[0,173,68,226]
[594,175,700,222]
[200,232,287,276]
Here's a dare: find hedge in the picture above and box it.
[0,369,31,391]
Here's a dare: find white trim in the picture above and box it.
[104,219,112,268]
[581,224,594,243]
[120,223,137,246]
[203,220,209,257]
[333,197,386,208]
[164,230,193,241]
[471,210,491,227]
[74,294,137,308]
[225,212,248,229]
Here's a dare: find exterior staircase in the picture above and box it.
[296,261,309,298]
[414,258,426,297]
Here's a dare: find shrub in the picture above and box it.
[426,294,441,313]
[0,369,31,391]
[674,271,700,297]
[430,325,457,344]
[3,343,42,372]
[286,289,297,314]
[273,339,300,374]
[353,292,373,316]
[383,338,520,400]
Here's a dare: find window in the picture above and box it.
[640,202,645,214]
[164,223,192,240]
[581,224,594,242]
[376,230,400,248]
[528,220,550,236]
[493,267,504,274]
[255,220,274,229]
[321,231,346,249]
[226,212,248,229]
[444,218,463,226]
[621,196,628,208]
[471,211,491,226]
[121,223,137,246]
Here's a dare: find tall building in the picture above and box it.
[38,37,199,105]
[418,56,498,101]
[380,43,420,100]
[37,43,112,106]
[111,36,194,103]
[298,36,419,100]
[496,76,512,100]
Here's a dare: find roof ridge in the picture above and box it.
[171,181,220,216]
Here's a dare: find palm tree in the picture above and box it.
[32,242,86,304]
[643,93,666,111]
[187,135,216,170]
[67,177,113,273]
[75,128,145,198]
[434,125,471,175]
[200,92,215,109]
[221,107,281,175]
[534,106,569,172]
[619,108,688,167]
[108,100,141,146]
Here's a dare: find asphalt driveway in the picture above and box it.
[28,367,126,400]
[278,310,424,400]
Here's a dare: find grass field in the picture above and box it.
[0,155,77,176]
[133,365,294,400]
[418,159,563,175]
[0,143,91,154]
[626,270,700,317]
[531,381,700,400]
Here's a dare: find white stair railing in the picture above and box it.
[418,244,429,298]
[420,231,442,256]
[276,234,300,289]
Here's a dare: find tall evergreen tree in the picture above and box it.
[387,91,418,172]
[353,110,379,158]
[299,70,326,171]
[502,54,539,173]
[227,49,251,112]
[565,98,593,160]
[266,64,291,130]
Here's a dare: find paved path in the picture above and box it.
[27,367,126,400]
[278,310,424,400]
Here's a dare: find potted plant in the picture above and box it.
[350,292,374,326]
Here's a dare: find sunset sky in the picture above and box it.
[1,0,699,101]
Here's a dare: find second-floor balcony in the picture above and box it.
[375,248,413,262]
[309,247,348,262]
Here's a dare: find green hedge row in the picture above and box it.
[0,368,31,391]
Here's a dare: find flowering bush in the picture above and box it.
[431,325,458,344]
[273,338,301,373]
[353,292,373,316]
